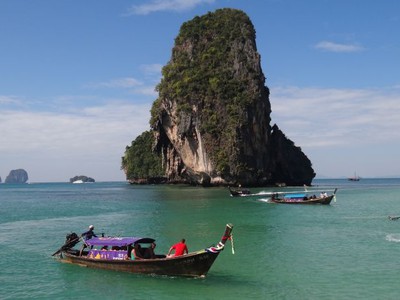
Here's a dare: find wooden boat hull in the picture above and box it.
[55,223,233,277]
[271,194,334,205]
[348,178,360,181]
[60,249,220,277]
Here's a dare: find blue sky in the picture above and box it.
[1,0,399,182]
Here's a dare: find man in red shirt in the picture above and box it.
[167,239,188,257]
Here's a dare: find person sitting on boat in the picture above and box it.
[143,242,156,259]
[130,243,143,260]
[167,239,188,257]
[79,225,97,256]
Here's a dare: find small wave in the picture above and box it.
[257,198,272,203]
[386,233,400,242]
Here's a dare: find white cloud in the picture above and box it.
[132,86,158,97]
[0,95,23,106]
[315,41,364,53]
[140,63,163,76]
[86,77,143,89]
[270,85,400,148]
[0,101,151,182]
[269,85,400,177]
[126,0,215,15]
[0,96,14,104]
[84,76,159,97]
[84,69,161,98]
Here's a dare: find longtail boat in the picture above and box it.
[228,186,252,197]
[270,188,337,205]
[53,223,234,277]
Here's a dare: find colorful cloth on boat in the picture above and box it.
[206,242,225,253]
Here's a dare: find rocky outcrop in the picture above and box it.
[69,175,95,183]
[5,169,29,184]
[148,8,315,186]
[268,125,315,186]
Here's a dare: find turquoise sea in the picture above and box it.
[1,178,400,299]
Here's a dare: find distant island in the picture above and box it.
[3,169,29,184]
[69,175,95,183]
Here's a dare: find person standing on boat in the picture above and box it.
[167,239,188,257]
[79,225,97,256]
[81,225,97,241]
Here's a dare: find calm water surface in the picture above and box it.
[1,179,400,299]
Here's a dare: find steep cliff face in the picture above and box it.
[269,125,315,185]
[150,8,315,186]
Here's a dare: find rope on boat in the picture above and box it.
[230,234,235,254]
[333,188,338,203]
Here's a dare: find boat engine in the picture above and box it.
[64,232,80,249]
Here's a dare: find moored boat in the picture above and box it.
[229,186,251,197]
[53,223,234,277]
[270,188,337,205]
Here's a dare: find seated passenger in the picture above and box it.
[167,239,188,257]
[131,243,143,260]
[143,243,156,259]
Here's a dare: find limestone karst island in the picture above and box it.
[1,169,29,184]
[122,8,315,187]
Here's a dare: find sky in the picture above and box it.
[1,0,400,182]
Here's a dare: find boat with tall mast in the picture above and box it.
[348,172,360,181]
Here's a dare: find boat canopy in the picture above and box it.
[85,237,155,247]
[284,193,306,199]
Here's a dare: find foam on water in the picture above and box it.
[385,233,400,242]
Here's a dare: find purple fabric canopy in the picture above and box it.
[86,237,155,247]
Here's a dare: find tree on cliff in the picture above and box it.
[122,131,165,183]
[123,8,315,186]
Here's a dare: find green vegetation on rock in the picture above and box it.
[123,8,315,186]
[121,131,164,181]
[152,8,259,174]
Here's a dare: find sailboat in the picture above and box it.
[348,172,360,181]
